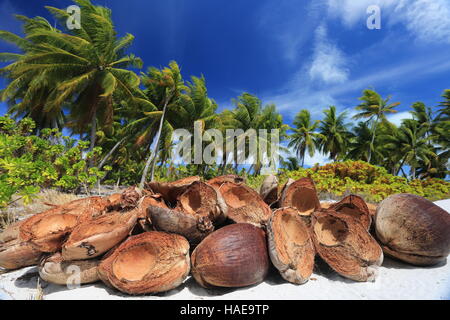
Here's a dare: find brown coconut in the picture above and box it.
[97,231,190,295]
[191,223,269,288]
[280,177,321,225]
[176,181,228,225]
[0,222,42,270]
[62,209,137,261]
[147,206,214,244]
[135,194,168,231]
[217,182,272,228]
[260,174,279,206]
[267,207,315,284]
[207,175,245,190]
[375,193,450,266]
[329,195,372,230]
[311,210,383,282]
[39,252,100,285]
[107,186,142,211]
[145,176,200,204]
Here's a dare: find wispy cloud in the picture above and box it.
[327,0,450,44]
[309,23,349,85]
[386,111,413,126]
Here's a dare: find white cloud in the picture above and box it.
[308,24,349,85]
[327,0,450,44]
[386,111,413,126]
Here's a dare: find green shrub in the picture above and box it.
[0,115,110,209]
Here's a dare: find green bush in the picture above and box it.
[0,115,110,208]
[247,160,450,203]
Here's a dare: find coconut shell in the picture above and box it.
[311,210,383,282]
[260,174,279,206]
[135,194,168,231]
[207,175,245,190]
[267,207,315,284]
[147,206,214,244]
[39,252,100,285]
[329,195,372,230]
[0,238,42,270]
[191,223,269,288]
[107,186,142,211]
[280,177,321,225]
[19,209,79,253]
[98,231,190,295]
[375,193,450,266]
[176,181,228,225]
[145,176,200,204]
[217,182,272,228]
[62,209,137,261]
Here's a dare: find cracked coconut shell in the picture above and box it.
[375,193,450,266]
[147,181,227,244]
[267,207,315,284]
[329,195,372,230]
[279,177,321,225]
[217,182,272,228]
[106,186,142,211]
[39,252,100,285]
[97,231,190,295]
[207,175,245,190]
[0,221,42,270]
[260,174,279,206]
[62,209,137,260]
[135,194,168,231]
[145,176,200,204]
[191,223,269,288]
[311,209,383,282]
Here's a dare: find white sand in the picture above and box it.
[1,200,449,300]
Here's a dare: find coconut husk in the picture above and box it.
[260,174,279,206]
[134,194,167,231]
[191,223,269,288]
[311,209,383,282]
[39,252,100,285]
[267,207,315,284]
[207,175,245,190]
[97,231,190,295]
[19,208,80,253]
[0,220,23,244]
[107,186,142,212]
[375,193,450,266]
[176,181,228,225]
[62,209,137,261]
[329,195,372,230]
[147,206,214,245]
[216,182,272,228]
[145,176,200,204]
[0,238,42,270]
[279,177,321,225]
[52,196,111,222]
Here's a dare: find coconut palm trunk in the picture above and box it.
[367,115,379,163]
[89,111,97,168]
[140,95,171,188]
[98,137,126,169]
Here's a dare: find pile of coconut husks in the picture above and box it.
[0,175,449,295]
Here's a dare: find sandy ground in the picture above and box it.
[1,199,449,300]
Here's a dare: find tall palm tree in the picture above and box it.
[288,109,322,167]
[137,61,186,187]
[353,89,400,163]
[318,106,351,161]
[385,119,437,179]
[1,0,143,167]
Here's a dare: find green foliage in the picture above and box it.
[0,115,109,208]
[247,161,450,203]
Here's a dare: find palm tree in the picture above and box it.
[281,157,300,171]
[346,122,371,162]
[221,93,287,175]
[1,0,143,167]
[288,109,322,167]
[353,89,400,163]
[137,61,186,187]
[0,16,65,132]
[318,106,351,161]
[385,119,437,179]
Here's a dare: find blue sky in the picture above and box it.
[1,0,449,165]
